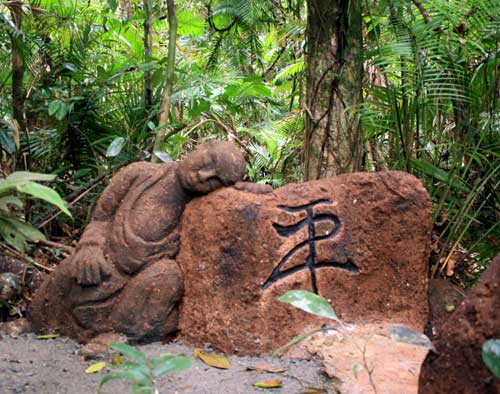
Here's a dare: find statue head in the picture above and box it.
[177,140,246,194]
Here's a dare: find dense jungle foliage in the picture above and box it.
[0,0,499,283]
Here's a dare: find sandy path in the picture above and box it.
[0,334,330,394]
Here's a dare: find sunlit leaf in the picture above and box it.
[85,361,107,374]
[15,181,71,217]
[153,151,173,163]
[106,137,125,157]
[254,380,282,388]
[6,172,56,182]
[193,348,231,369]
[278,290,339,322]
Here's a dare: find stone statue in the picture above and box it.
[29,141,271,343]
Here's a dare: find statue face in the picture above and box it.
[178,141,246,194]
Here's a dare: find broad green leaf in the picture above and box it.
[85,361,107,374]
[0,217,46,241]
[278,290,339,322]
[99,370,150,389]
[6,171,56,182]
[119,361,150,377]
[105,0,118,12]
[131,383,153,394]
[482,339,500,378]
[16,181,71,217]
[0,217,28,251]
[153,355,195,377]
[48,100,62,116]
[149,354,175,369]
[0,195,23,211]
[0,180,17,194]
[109,342,147,364]
[106,137,125,157]
[48,100,68,120]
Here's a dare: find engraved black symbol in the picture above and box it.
[262,199,359,294]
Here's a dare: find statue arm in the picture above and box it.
[72,163,147,285]
[78,163,146,247]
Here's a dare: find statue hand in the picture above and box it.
[233,181,273,194]
[72,246,111,286]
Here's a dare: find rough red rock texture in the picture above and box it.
[427,278,465,337]
[291,322,430,394]
[178,171,431,355]
[419,254,500,394]
[29,141,248,343]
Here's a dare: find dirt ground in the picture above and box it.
[0,333,331,394]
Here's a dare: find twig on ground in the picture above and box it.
[0,242,53,272]
[33,239,74,254]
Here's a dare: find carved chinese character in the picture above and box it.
[263,199,359,294]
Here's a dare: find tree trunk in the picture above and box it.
[152,0,177,162]
[143,0,153,111]
[10,4,26,134]
[304,0,363,180]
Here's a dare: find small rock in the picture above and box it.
[0,318,30,338]
[79,332,127,359]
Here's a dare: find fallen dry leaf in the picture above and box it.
[246,363,286,373]
[299,388,327,394]
[194,348,231,369]
[254,380,282,388]
[111,354,123,366]
[84,361,106,374]
[36,334,60,340]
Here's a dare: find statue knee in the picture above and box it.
[110,259,184,341]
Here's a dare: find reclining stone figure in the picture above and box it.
[29,140,270,342]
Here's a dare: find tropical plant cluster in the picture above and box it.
[0,0,498,281]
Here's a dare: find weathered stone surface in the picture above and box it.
[292,323,430,394]
[178,171,431,355]
[29,141,248,343]
[419,254,500,394]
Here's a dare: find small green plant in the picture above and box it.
[0,171,71,251]
[482,339,500,378]
[273,290,341,356]
[276,290,433,354]
[99,342,196,394]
